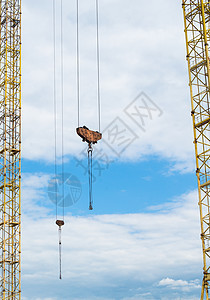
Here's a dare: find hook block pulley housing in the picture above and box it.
[76,126,102,145]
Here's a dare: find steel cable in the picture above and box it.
[60,0,65,219]
[53,0,65,280]
[95,0,101,132]
[76,0,101,132]
[53,0,58,220]
[58,226,62,280]
[76,0,80,128]
[88,147,93,210]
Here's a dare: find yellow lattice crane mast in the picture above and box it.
[0,0,21,299]
[183,0,210,298]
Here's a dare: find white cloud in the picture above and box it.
[21,0,194,172]
[158,277,201,292]
[21,173,52,218]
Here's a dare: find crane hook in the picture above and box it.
[56,220,64,279]
[76,126,102,210]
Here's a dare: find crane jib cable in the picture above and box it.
[53,0,65,280]
[60,0,65,218]
[53,0,58,220]
[76,0,102,209]
[76,0,101,131]
[95,0,101,133]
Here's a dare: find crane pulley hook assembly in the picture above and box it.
[76,126,102,210]
[56,219,65,280]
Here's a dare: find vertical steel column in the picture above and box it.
[183,0,210,298]
[0,0,21,299]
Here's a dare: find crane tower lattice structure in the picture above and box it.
[183,0,210,298]
[0,0,21,299]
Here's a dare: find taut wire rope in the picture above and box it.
[60,0,65,218]
[76,0,101,131]
[53,0,65,280]
[59,0,65,280]
[76,0,80,128]
[95,0,101,132]
[53,0,58,220]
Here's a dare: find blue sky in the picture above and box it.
[20,0,202,299]
[22,156,197,216]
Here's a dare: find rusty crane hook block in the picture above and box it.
[76,126,102,145]
[76,126,102,211]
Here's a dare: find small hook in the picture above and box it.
[56,220,64,280]
[56,220,64,227]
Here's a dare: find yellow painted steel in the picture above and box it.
[0,0,21,299]
[183,0,210,298]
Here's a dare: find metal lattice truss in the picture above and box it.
[0,0,21,299]
[183,0,210,298]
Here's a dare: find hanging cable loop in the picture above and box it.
[56,220,64,280]
[88,144,93,210]
[76,127,101,210]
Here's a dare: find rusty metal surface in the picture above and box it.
[56,220,65,227]
[76,126,102,144]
